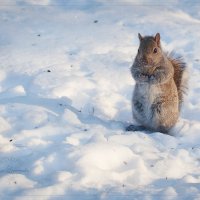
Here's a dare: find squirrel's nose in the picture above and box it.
[143,56,152,65]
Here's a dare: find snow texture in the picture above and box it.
[0,0,200,199]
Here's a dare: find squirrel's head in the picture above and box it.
[136,33,163,67]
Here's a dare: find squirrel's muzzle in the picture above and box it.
[143,56,153,66]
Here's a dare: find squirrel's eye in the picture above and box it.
[153,48,157,54]
[138,49,140,54]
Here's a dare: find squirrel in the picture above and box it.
[126,33,188,133]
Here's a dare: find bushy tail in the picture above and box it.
[167,53,188,111]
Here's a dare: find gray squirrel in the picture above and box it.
[126,33,188,133]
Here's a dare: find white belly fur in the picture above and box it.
[132,83,161,127]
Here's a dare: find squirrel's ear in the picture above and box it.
[138,33,143,42]
[154,33,160,46]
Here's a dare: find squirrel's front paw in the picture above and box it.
[149,75,155,80]
[139,74,148,81]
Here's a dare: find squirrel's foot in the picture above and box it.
[126,125,147,132]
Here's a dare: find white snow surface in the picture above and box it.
[0,0,200,199]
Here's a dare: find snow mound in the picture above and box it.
[0,1,200,199]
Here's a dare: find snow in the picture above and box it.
[0,0,200,199]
